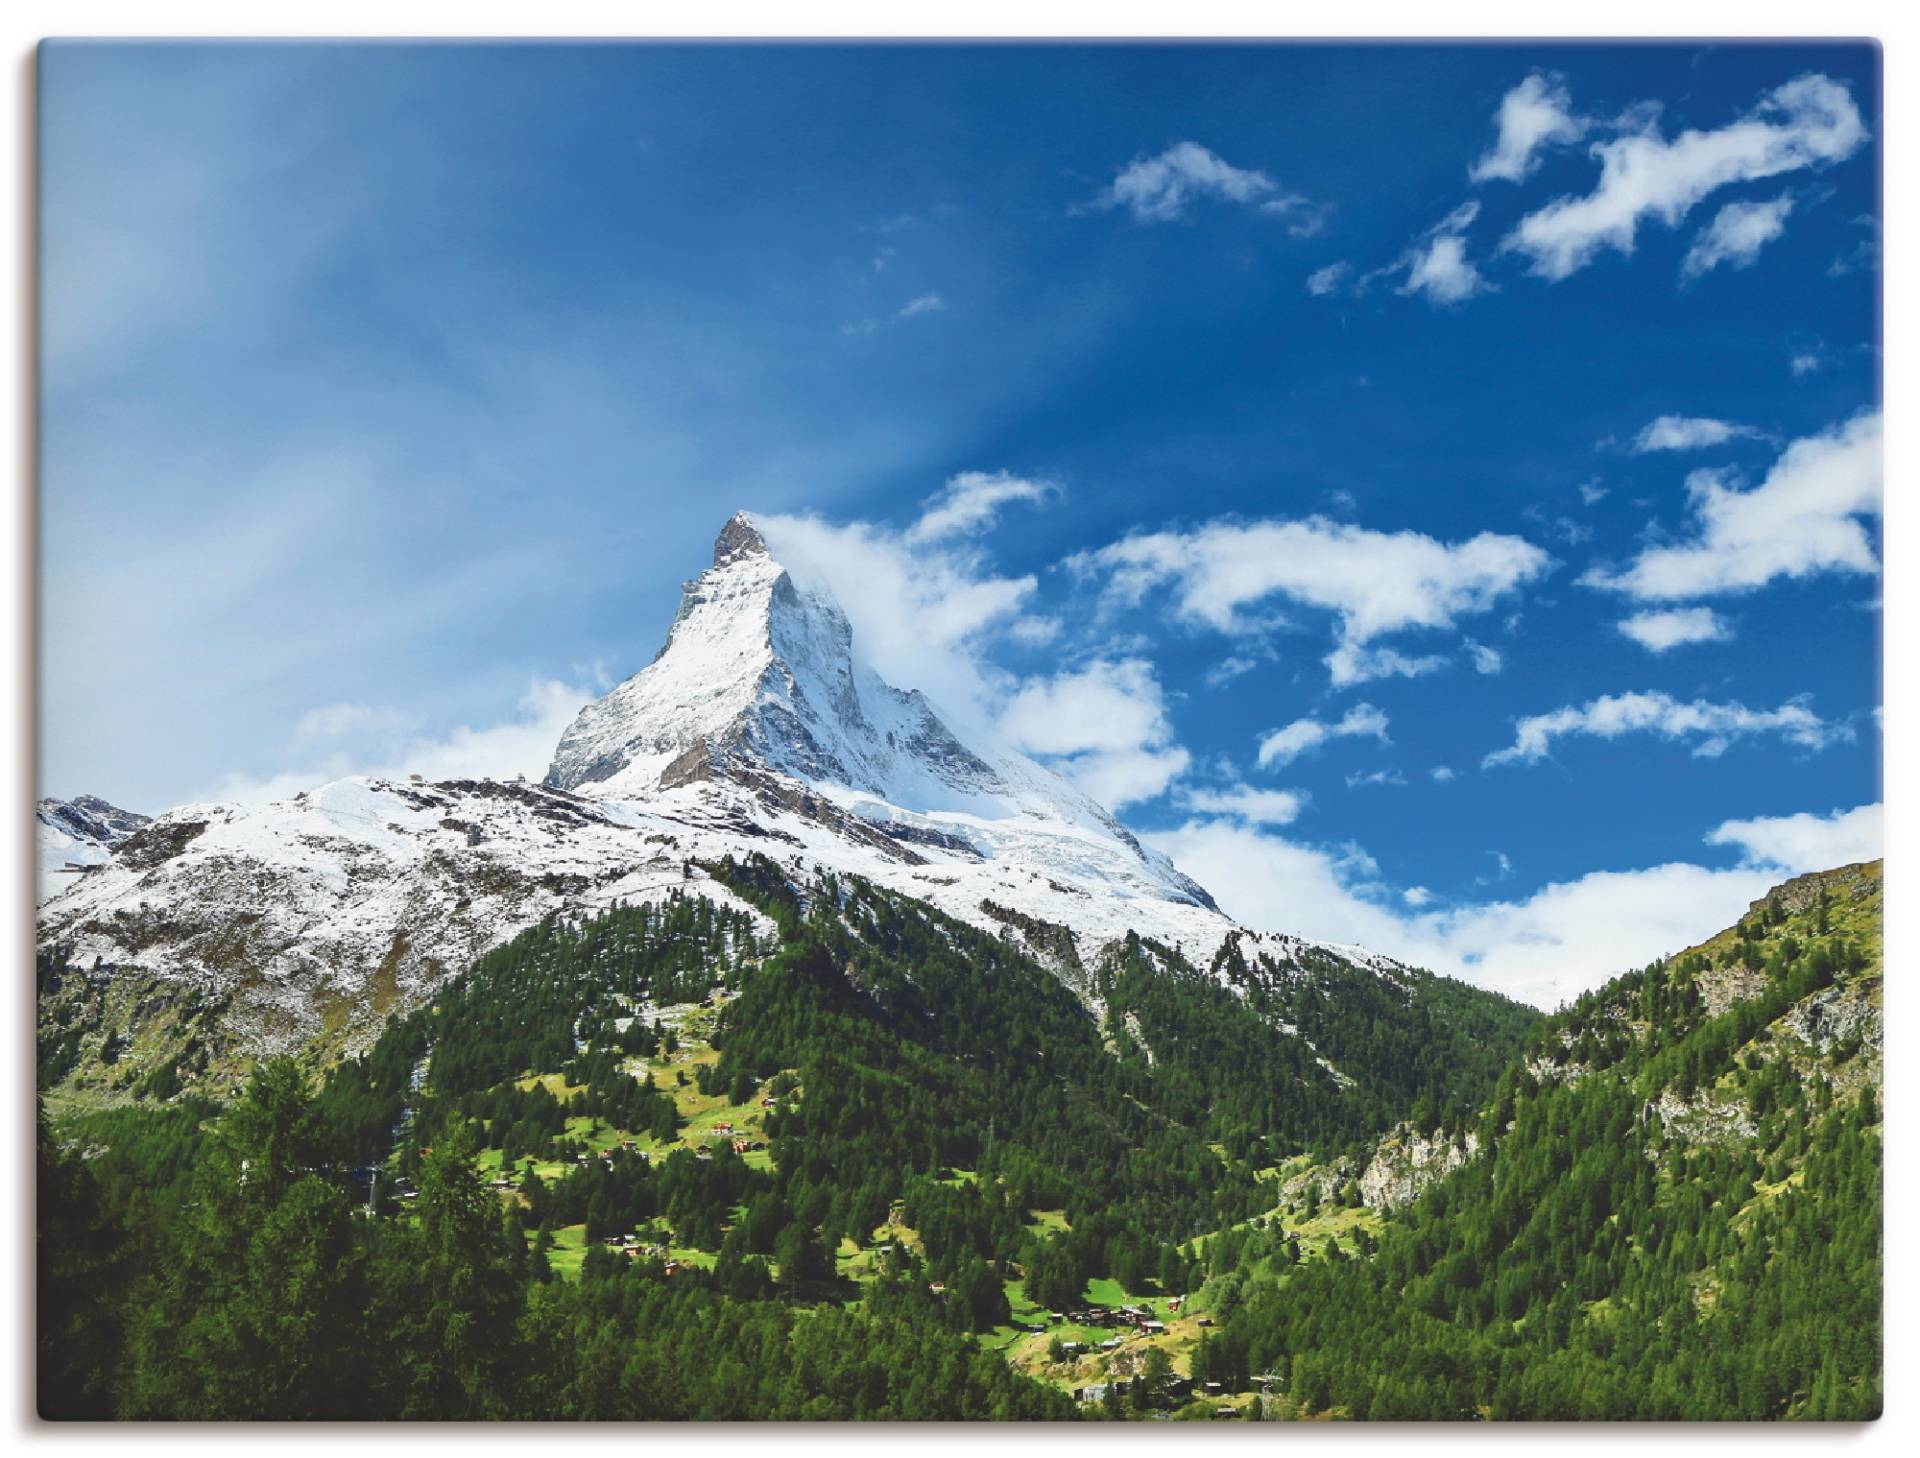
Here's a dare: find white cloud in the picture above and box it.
[198,677,595,807]
[1007,615,1063,647]
[1617,606,1733,653]
[1504,73,1866,281]
[842,293,949,337]
[1401,233,1492,306]
[1097,141,1318,229]
[1430,765,1457,783]
[1471,72,1589,184]
[1176,784,1307,826]
[1346,768,1407,789]
[1148,800,1880,1008]
[1585,410,1882,599]
[1256,702,1389,768]
[1000,657,1189,808]
[1630,414,1760,452]
[1072,515,1550,687]
[755,508,1042,735]
[1394,201,1492,306]
[1465,640,1504,674]
[1324,643,1449,687]
[1791,351,1824,376]
[905,469,1057,545]
[1681,193,1795,279]
[1204,655,1259,688]
[1580,480,1610,506]
[1705,802,1882,872]
[1484,689,1845,767]
[1306,262,1351,296]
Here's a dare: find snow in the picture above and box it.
[37,512,1418,1057]
[37,795,150,903]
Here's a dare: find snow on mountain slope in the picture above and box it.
[38,795,151,902]
[37,512,1425,1069]
[547,512,1218,921]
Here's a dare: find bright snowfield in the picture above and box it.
[37,514,1409,1054]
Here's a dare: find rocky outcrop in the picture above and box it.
[1360,1124,1480,1211]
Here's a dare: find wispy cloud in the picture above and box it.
[1585,410,1881,599]
[1502,73,1866,281]
[1176,783,1308,826]
[1256,703,1389,769]
[905,469,1057,545]
[1096,141,1323,232]
[1306,261,1351,296]
[1484,690,1845,766]
[1470,72,1589,184]
[1629,414,1764,452]
[1395,201,1493,306]
[1070,515,1551,687]
[1681,193,1795,279]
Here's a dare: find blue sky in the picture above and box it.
[39,42,1882,1005]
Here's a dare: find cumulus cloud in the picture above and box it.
[1617,606,1733,653]
[1681,193,1795,279]
[1465,640,1505,674]
[197,677,596,807]
[1175,784,1308,826]
[1147,799,1880,1008]
[1503,73,1866,280]
[1471,72,1589,184]
[1484,690,1845,767]
[1256,702,1389,768]
[905,469,1057,545]
[1000,657,1190,808]
[1630,414,1761,452]
[1070,514,1551,686]
[1585,410,1882,599]
[1096,141,1320,230]
[1705,802,1883,872]
[896,293,945,319]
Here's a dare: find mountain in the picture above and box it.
[37,795,150,902]
[545,512,1220,929]
[1179,859,1882,1420]
[38,513,1428,1092]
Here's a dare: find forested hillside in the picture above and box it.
[1179,861,1883,1420]
[36,856,1877,1421]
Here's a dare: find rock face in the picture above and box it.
[1359,1124,1480,1211]
[37,795,151,902]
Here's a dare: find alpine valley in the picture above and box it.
[37,515,1883,1422]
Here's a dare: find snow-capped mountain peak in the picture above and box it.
[543,514,1208,911]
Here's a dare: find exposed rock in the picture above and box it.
[1360,1124,1480,1211]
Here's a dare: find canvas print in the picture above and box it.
[36,40,1881,1422]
